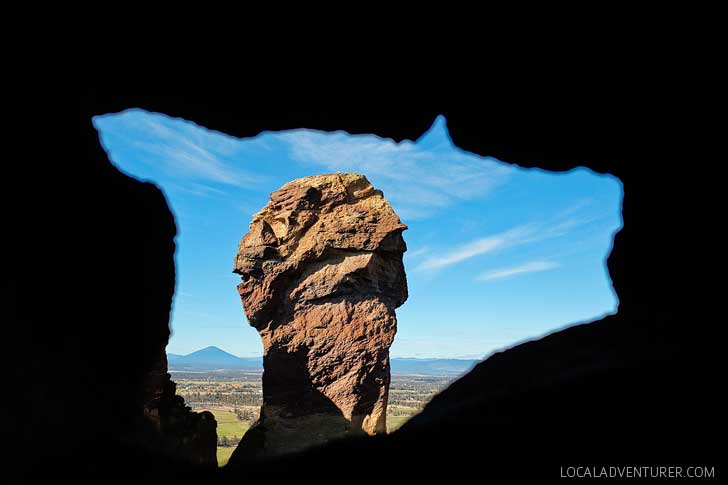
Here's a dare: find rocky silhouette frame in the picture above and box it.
[21,89,717,483]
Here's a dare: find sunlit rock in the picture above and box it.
[230,173,408,460]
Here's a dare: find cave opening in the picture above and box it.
[93,110,623,466]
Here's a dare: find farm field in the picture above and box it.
[195,407,251,466]
[216,446,236,467]
[174,371,454,466]
[196,408,251,438]
[386,415,411,433]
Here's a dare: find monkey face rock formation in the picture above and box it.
[230,173,407,460]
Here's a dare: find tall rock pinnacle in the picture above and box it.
[230,173,408,460]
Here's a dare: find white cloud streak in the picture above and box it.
[418,225,536,270]
[94,109,266,190]
[477,261,560,281]
[417,208,596,272]
[274,121,511,220]
[405,246,431,259]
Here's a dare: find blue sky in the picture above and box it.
[94,109,623,359]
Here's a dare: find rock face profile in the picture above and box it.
[230,173,408,460]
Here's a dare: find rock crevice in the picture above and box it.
[143,351,218,466]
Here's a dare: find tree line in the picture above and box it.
[218,435,240,447]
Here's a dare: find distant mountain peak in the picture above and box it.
[196,345,233,353]
[166,346,261,370]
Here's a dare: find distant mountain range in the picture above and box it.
[167,346,479,376]
[387,357,480,375]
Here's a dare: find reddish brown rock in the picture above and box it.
[230,173,408,460]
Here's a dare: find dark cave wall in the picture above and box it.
[39,126,177,445]
[25,116,217,479]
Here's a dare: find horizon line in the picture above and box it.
[166,346,483,361]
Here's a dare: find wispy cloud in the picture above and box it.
[417,204,601,272]
[477,261,560,281]
[405,246,431,259]
[165,181,229,199]
[274,119,511,220]
[557,198,593,218]
[94,109,266,191]
[418,225,536,270]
